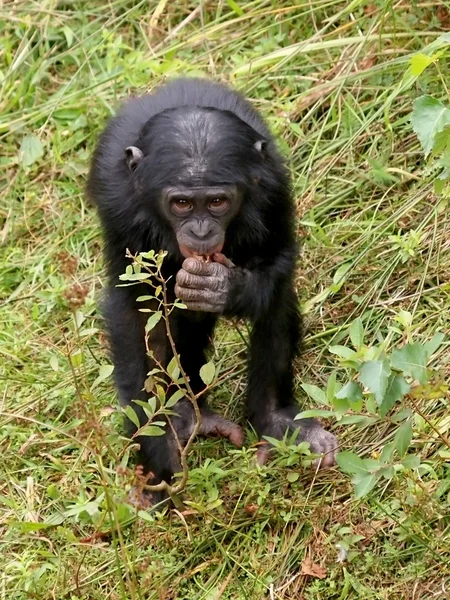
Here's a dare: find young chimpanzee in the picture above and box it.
[88,78,337,502]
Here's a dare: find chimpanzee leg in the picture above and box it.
[105,291,243,504]
[171,313,244,447]
[171,312,217,397]
[246,287,337,466]
[103,287,181,493]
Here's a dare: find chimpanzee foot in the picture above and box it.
[198,408,244,447]
[255,407,338,468]
[171,401,244,448]
[128,404,244,509]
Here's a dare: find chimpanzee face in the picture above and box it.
[159,184,242,258]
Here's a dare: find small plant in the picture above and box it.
[118,250,216,507]
[409,33,450,194]
[297,315,446,498]
[388,229,423,264]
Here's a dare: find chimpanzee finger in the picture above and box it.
[255,443,272,466]
[174,286,225,313]
[182,258,227,277]
[174,285,218,303]
[183,302,222,313]
[176,269,212,290]
[321,438,338,468]
[309,431,338,468]
[211,253,235,268]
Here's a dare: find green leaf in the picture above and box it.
[8,521,53,532]
[329,345,358,360]
[200,361,215,386]
[156,384,166,403]
[394,420,413,457]
[392,407,413,423]
[326,372,338,403]
[63,25,74,48]
[19,134,44,167]
[167,356,180,380]
[133,399,157,422]
[226,0,244,15]
[379,374,410,417]
[302,288,330,314]
[409,52,438,76]
[92,364,114,389]
[358,360,391,404]
[411,95,450,158]
[71,350,83,368]
[332,396,350,417]
[139,425,166,437]
[402,455,420,470]
[339,415,378,425]
[380,441,395,464]
[147,396,157,414]
[49,356,59,371]
[331,262,352,292]
[119,272,151,281]
[53,108,82,121]
[378,465,395,480]
[353,473,378,499]
[336,451,369,476]
[287,472,299,483]
[435,177,447,194]
[424,332,445,359]
[390,343,428,384]
[335,381,363,403]
[166,389,185,408]
[301,383,328,406]
[174,300,187,309]
[295,409,335,419]
[122,405,140,429]
[145,311,162,333]
[349,318,364,350]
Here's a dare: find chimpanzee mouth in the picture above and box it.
[179,244,224,260]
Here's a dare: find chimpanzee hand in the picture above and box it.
[175,253,234,312]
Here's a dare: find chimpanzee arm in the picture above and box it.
[175,251,338,466]
[225,249,296,320]
[245,286,338,467]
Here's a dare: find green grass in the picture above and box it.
[1,1,450,598]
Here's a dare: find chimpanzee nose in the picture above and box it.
[189,220,213,239]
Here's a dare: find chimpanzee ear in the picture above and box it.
[253,139,267,156]
[125,146,144,172]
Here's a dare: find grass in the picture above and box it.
[1,1,450,598]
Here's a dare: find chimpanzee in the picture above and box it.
[88,78,337,503]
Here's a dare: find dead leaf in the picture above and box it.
[244,503,258,515]
[301,557,327,579]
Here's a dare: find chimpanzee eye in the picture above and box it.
[172,199,192,214]
[208,198,228,212]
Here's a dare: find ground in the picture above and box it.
[1,2,450,599]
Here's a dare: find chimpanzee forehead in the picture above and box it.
[140,105,259,155]
[138,106,260,188]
